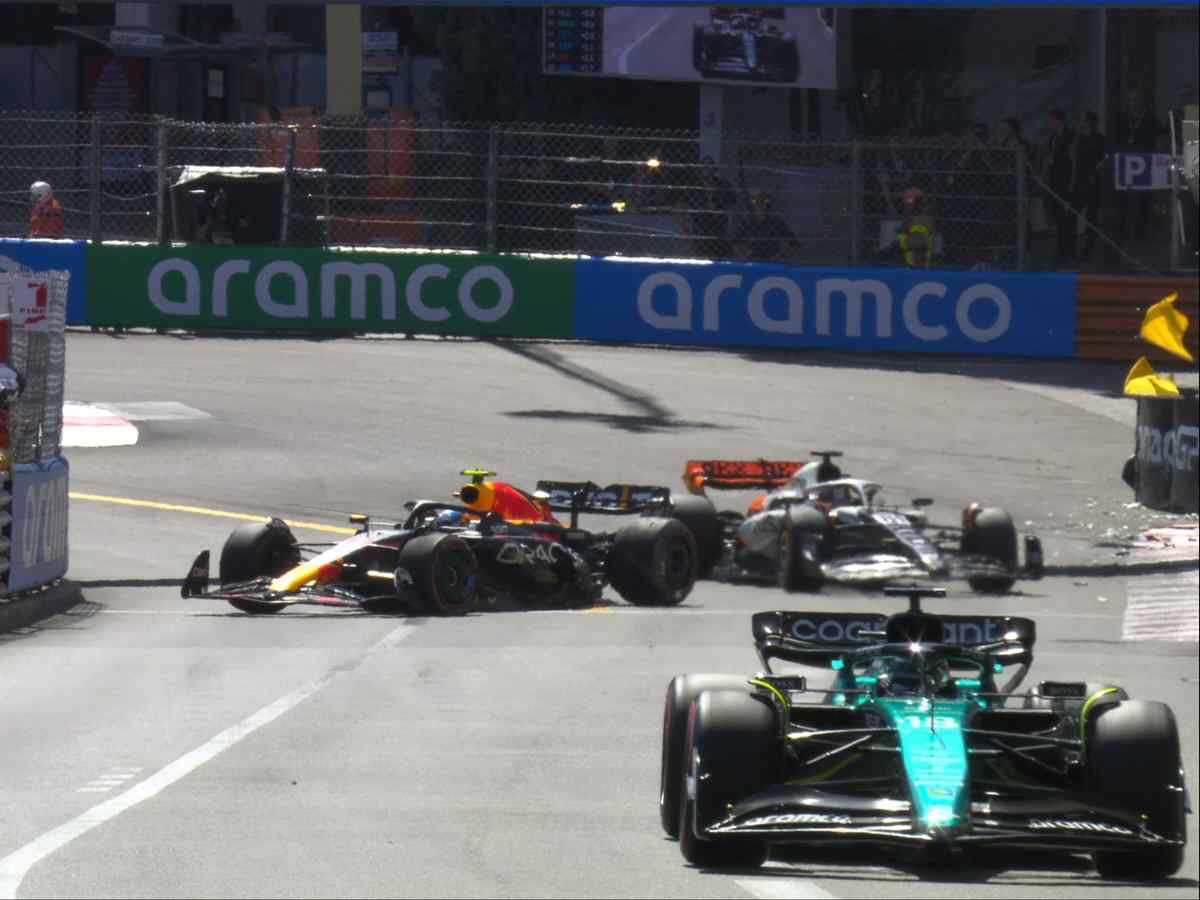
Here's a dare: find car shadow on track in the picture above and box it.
[504,408,726,434]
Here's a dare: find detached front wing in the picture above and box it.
[699,788,1181,852]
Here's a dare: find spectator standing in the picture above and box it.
[733,191,796,263]
[997,117,1035,257]
[1115,88,1163,246]
[1042,109,1076,265]
[689,157,734,260]
[1071,110,1106,261]
[28,181,64,239]
[949,123,996,264]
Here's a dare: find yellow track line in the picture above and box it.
[69,492,358,535]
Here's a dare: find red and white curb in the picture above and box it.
[61,402,138,448]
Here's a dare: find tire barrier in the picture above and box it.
[1129,392,1200,514]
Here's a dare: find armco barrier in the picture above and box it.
[84,244,575,337]
[0,239,87,326]
[574,260,1077,357]
[1132,392,1199,514]
[1076,276,1200,361]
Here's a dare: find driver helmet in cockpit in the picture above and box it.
[872,655,954,697]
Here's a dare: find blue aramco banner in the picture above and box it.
[8,457,70,593]
[0,239,87,326]
[574,260,1076,357]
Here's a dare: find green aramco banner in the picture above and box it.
[85,245,575,337]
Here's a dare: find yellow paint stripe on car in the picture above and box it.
[69,492,357,535]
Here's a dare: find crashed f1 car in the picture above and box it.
[680,453,1043,594]
[660,585,1190,879]
[182,470,709,615]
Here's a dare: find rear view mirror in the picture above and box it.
[912,498,934,508]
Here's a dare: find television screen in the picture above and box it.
[544,6,837,90]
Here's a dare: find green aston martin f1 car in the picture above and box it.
[660,585,1189,880]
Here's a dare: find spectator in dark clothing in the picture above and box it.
[733,191,796,263]
[689,157,735,260]
[1042,109,1076,264]
[1071,110,1106,260]
[997,117,1036,260]
[1115,89,1163,245]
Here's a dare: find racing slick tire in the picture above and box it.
[679,690,775,869]
[961,506,1018,594]
[778,506,830,592]
[671,493,722,579]
[1088,700,1186,880]
[661,674,749,838]
[395,533,478,616]
[608,517,697,606]
[218,518,301,614]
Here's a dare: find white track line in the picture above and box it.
[737,875,839,900]
[617,9,673,73]
[0,622,413,899]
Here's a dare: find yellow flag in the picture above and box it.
[1140,293,1194,362]
[1124,356,1181,396]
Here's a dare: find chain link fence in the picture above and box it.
[0,109,1030,269]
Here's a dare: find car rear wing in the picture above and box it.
[752,610,1036,670]
[535,481,672,519]
[682,459,807,494]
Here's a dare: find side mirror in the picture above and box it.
[349,514,369,530]
[911,498,934,508]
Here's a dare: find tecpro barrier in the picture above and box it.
[85,245,575,337]
[574,260,1077,356]
[0,239,86,326]
[1132,392,1200,514]
[7,458,69,593]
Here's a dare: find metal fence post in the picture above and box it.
[89,115,101,243]
[156,118,168,245]
[280,126,296,245]
[485,125,499,253]
[1016,145,1026,272]
[850,140,861,267]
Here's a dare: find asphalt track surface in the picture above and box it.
[1,331,1197,899]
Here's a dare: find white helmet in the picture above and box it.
[30,181,52,201]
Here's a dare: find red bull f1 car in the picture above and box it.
[660,585,1190,879]
[182,469,715,615]
[679,452,1043,594]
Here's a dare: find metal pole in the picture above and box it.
[280,127,296,245]
[156,118,169,245]
[485,125,499,253]
[89,115,101,243]
[1016,145,1026,272]
[1169,110,1180,272]
[850,140,861,266]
